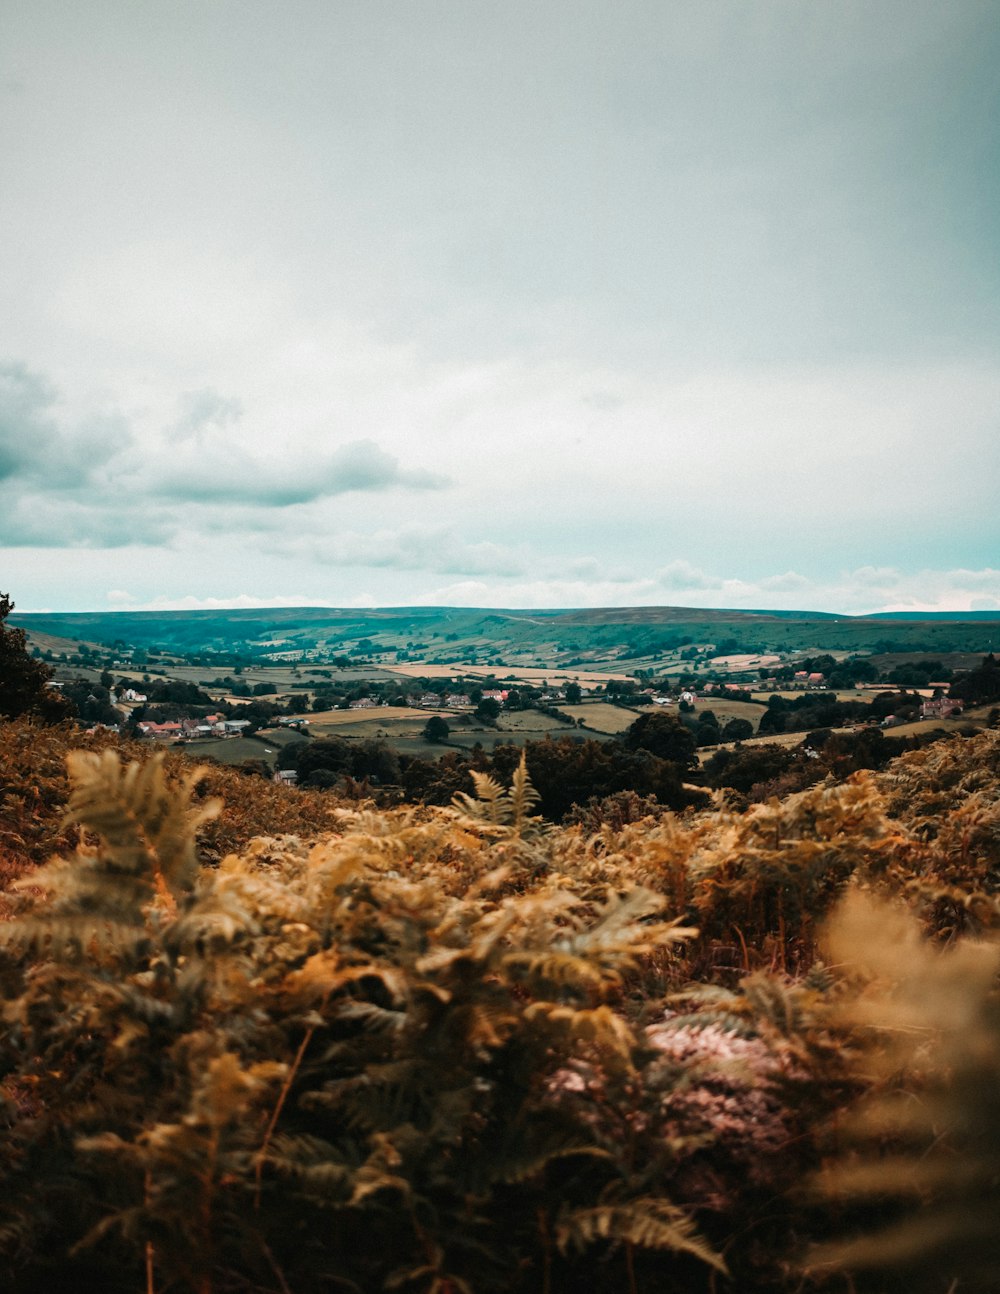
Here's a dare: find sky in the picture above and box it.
[2,0,999,616]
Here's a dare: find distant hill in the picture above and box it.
[10,603,1000,665]
[862,610,1000,621]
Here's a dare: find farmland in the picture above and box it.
[4,595,1000,1291]
[13,602,1000,675]
[561,702,643,733]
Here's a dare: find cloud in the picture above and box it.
[411,577,668,609]
[0,361,130,489]
[276,525,527,578]
[401,563,1000,616]
[151,438,449,507]
[0,362,57,480]
[759,571,810,593]
[0,360,451,556]
[0,493,174,548]
[174,388,244,442]
[139,593,313,611]
[655,560,719,592]
[841,567,1000,614]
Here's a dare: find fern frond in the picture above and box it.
[64,750,220,896]
[556,1196,726,1271]
[450,753,544,838]
[0,914,149,960]
[510,753,541,836]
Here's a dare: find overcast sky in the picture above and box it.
[3,1,998,614]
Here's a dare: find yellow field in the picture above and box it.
[381,663,633,685]
[709,653,783,670]
[560,703,641,734]
[752,689,870,704]
[690,699,766,729]
[695,728,854,761]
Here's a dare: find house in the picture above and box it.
[480,689,509,703]
[807,672,826,686]
[920,696,964,719]
[137,721,182,740]
[221,719,251,734]
[349,697,379,709]
[122,689,147,702]
[273,769,298,786]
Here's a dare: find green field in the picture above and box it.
[178,736,277,765]
[16,604,1000,674]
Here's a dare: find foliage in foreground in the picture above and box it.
[2,731,1000,1290]
[0,717,338,897]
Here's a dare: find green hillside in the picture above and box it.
[11,603,1000,666]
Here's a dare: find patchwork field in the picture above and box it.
[560,702,643,734]
[495,710,577,733]
[688,698,767,728]
[292,705,441,728]
[176,736,278,765]
[381,662,634,685]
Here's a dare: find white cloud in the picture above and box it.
[655,560,719,591]
[398,565,1000,617]
[2,4,998,615]
[278,525,528,578]
[174,388,244,442]
[139,593,313,612]
[759,571,810,593]
[146,437,449,507]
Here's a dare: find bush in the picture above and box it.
[5,729,1000,1290]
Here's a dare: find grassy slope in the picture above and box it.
[14,604,1000,665]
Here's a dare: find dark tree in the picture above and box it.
[950,655,1000,706]
[423,715,450,743]
[474,696,501,722]
[350,739,401,785]
[564,682,582,704]
[0,594,73,722]
[60,679,118,727]
[623,711,698,769]
[288,737,353,781]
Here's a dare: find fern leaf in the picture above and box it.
[556,1196,727,1271]
[510,752,541,836]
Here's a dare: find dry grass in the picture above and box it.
[562,702,642,734]
[688,698,766,728]
[382,662,633,684]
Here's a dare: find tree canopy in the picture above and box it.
[623,712,698,769]
[423,714,450,743]
[0,594,73,723]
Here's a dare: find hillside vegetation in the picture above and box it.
[13,602,1000,667]
[2,717,1000,1291]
